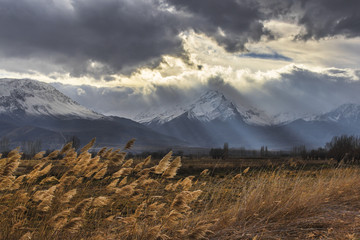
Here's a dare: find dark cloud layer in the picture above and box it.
[0,0,184,76]
[167,0,271,52]
[297,0,360,40]
[0,0,359,77]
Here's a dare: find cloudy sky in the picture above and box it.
[0,0,359,118]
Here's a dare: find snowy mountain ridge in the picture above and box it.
[0,78,103,120]
[136,90,277,126]
[314,103,360,123]
[136,90,239,124]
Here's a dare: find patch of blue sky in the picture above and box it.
[239,52,292,61]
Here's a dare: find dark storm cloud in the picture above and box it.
[260,0,360,40]
[253,0,360,40]
[0,0,359,78]
[166,0,272,52]
[0,0,274,77]
[0,0,185,76]
[296,0,360,40]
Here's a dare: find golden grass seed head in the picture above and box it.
[9,175,26,190]
[107,179,119,189]
[6,148,20,158]
[137,168,151,176]
[39,176,59,185]
[1,152,21,177]
[134,162,145,172]
[124,138,136,150]
[80,137,96,153]
[144,225,162,239]
[200,169,210,177]
[60,142,73,155]
[32,185,57,202]
[19,232,33,240]
[93,166,108,180]
[115,185,135,197]
[33,151,46,160]
[72,198,93,216]
[64,217,84,234]
[154,151,172,174]
[162,156,182,179]
[112,168,133,178]
[167,210,184,224]
[119,176,128,186]
[187,221,214,239]
[133,201,146,218]
[92,196,111,208]
[47,150,60,160]
[180,176,194,191]
[102,148,113,159]
[122,159,133,168]
[139,179,160,189]
[50,209,71,224]
[143,155,151,166]
[0,177,15,191]
[97,147,107,157]
[60,189,77,204]
[171,192,191,213]
[110,152,126,165]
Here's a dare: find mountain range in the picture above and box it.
[1,78,360,151]
[136,90,360,149]
[0,79,185,150]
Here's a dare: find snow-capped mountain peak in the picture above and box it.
[136,90,275,125]
[136,90,239,124]
[316,103,360,123]
[186,90,238,122]
[0,78,103,120]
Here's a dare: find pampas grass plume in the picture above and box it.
[80,138,96,153]
[154,151,172,174]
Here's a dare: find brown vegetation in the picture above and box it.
[1,138,360,239]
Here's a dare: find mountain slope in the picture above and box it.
[137,91,360,148]
[315,103,360,126]
[0,78,103,121]
[0,78,186,150]
[137,91,291,148]
[137,90,271,126]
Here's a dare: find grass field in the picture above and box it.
[1,139,360,239]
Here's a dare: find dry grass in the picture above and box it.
[1,139,360,239]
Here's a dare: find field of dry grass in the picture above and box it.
[1,139,360,239]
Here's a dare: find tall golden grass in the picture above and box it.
[1,138,360,239]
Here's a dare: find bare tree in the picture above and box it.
[21,140,42,157]
[66,135,81,151]
[0,136,10,153]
